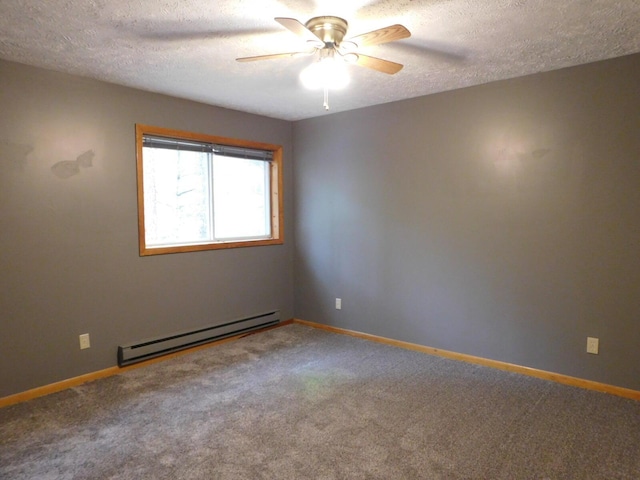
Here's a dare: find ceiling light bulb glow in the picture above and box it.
[299,57,350,90]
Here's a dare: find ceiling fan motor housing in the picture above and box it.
[305,16,348,46]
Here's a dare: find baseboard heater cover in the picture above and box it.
[117,310,280,367]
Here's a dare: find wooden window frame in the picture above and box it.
[135,124,284,256]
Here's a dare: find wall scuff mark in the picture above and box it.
[51,150,95,179]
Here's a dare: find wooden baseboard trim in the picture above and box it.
[293,319,640,401]
[0,319,294,409]
[0,367,121,409]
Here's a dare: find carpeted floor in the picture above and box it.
[1,323,639,479]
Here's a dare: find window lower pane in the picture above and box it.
[212,156,270,240]
[143,148,212,246]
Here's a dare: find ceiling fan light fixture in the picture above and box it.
[237,16,410,110]
[299,55,350,90]
[340,41,358,52]
[342,52,359,64]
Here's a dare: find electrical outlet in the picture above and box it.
[586,336,599,355]
[335,298,342,310]
[79,333,91,350]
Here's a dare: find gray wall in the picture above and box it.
[0,60,294,397]
[294,54,640,390]
[2,53,639,398]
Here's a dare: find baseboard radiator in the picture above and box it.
[117,310,280,367]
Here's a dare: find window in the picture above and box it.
[136,124,283,255]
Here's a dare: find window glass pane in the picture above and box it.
[143,147,211,246]
[136,124,283,255]
[212,156,270,239]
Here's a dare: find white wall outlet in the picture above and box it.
[79,333,91,350]
[586,336,599,355]
[335,298,342,310]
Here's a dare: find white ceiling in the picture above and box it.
[1,1,639,121]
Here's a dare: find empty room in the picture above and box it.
[1,1,639,478]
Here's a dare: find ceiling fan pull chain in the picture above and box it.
[323,85,330,110]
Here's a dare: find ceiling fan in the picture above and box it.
[236,16,411,109]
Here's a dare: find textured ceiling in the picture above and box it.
[0,0,639,121]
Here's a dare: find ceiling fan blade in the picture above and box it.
[236,51,313,62]
[347,24,410,48]
[354,54,404,74]
[275,17,324,47]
